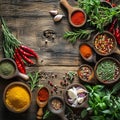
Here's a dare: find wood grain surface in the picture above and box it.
[0,0,120,120]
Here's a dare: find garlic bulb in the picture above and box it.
[53,14,64,22]
[49,10,58,16]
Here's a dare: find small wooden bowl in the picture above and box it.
[78,64,95,84]
[64,83,88,109]
[3,82,32,113]
[93,31,120,56]
[94,57,120,84]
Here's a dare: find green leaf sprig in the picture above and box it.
[28,72,40,91]
[64,29,94,43]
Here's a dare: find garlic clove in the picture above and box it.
[53,14,64,22]
[77,97,85,104]
[49,10,58,16]
[77,88,88,94]
[67,88,77,100]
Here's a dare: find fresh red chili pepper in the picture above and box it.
[21,54,34,64]
[108,18,118,33]
[20,45,38,58]
[115,27,120,45]
[18,47,34,57]
[105,0,110,2]
[14,52,26,74]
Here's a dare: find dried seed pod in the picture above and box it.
[53,14,64,22]
[49,10,58,16]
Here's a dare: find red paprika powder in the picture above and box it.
[38,87,49,102]
[71,11,85,25]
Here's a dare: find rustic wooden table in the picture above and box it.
[0,0,120,120]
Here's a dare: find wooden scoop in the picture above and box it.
[60,0,86,27]
[36,97,48,120]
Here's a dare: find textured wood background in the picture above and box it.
[0,0,120,120]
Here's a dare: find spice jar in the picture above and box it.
[36,87,49,119]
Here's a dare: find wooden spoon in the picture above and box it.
[60,0,86,27]
[36,97,48,120]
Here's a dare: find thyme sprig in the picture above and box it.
[64,29,94,43]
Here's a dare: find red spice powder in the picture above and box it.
[38,87,49,102]
[71,11,85,25]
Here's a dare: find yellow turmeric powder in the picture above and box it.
[79,44,92,59]
[5,85,30,112]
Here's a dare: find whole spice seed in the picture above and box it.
[94,34,114,55]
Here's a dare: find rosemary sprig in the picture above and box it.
[1,17,21,58]
[63,29,94,43]
[28,72,40,91]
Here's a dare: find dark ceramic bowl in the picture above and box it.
[94,57,120,84]
[3,82,32,113]
[64,83,88,109]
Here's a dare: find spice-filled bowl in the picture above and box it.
[64,83,88,109]
[48,96,68,120]
[0,58,29,80]
[93,31,120,56]
[3,82,32,113]
[60,0,86,28]
[94,57,120,84]
[79,43,96,63]
[78,64,94,84]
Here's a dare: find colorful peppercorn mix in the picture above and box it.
[78,65,93,81]
[94,33,115,55]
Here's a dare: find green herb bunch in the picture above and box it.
[78,0,120,31]
[81,82,120,120]
[1,17,21,58]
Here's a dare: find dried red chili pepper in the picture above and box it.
[21,54,34,64]
[20,45,38,59]
[14,52,26,74]
[18,47,34,57]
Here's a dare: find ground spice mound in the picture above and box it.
[71,11,85,25]
[5,85,30,112]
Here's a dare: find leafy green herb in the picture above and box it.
[67,71,76,83]
[82,82,120,120]
[77,0,120,31]
[43,110,52,120]
[64,29,94,43]
[28,72,40,91]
